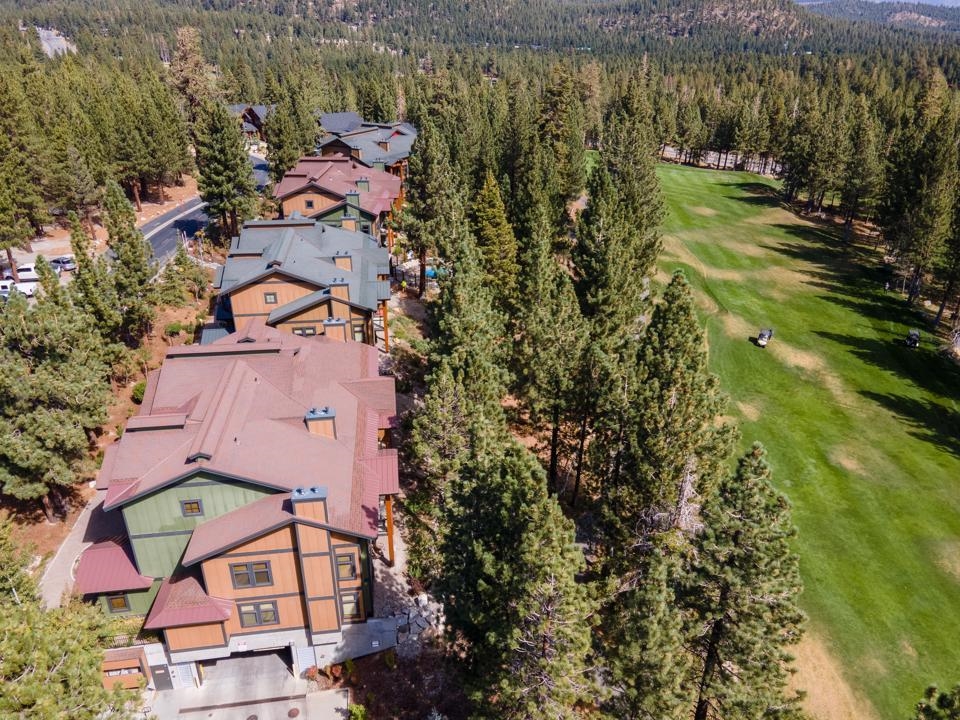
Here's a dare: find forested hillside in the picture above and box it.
[805,0,960,33]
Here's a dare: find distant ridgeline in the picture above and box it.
[801,0,960,34]
[4,0,960,65]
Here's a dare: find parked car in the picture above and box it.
[49,255,77,272]
[2,261,61,282]
[0,279,36,298]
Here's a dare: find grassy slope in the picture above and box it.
[656,164,960,719]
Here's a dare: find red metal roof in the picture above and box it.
[143,572,233,630]
[273,156,400,217]
[75,538,154,595]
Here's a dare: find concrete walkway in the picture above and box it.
[38,493,101,608]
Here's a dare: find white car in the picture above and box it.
[0,279,35,298]
[2,262,60,283]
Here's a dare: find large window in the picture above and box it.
[340,592,361,620]
[238,601,279,627]
[180,499,203,517]
[107,594,130,613]
[336,554,357,581]
[231,561,273,589]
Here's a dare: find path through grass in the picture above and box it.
[657,164,960,720]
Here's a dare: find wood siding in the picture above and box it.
[230,274,318,331]
[280,190,341,219]
[309,598,339,633]
[166,623,226,651]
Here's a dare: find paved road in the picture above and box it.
[141,197,209,261]
[141,155,269,262]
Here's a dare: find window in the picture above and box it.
[292,326,317,337]
[180,499,203,517]
[361,223,371,234]
[238,601,279,627]
[264,292,278,305]
[340,592,361,620]
[107,594,130,613]
[304,199,315,210]
[336,554,357,581]
[231,561,273,589]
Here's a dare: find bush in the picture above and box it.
[347,705,368,720]
[131,381,146,404]
[164,322,183,337]
[383,648,397,670]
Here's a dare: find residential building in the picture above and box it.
[76,326,399,689]
[212,217,392,350]
[227,104,273,143]
[317,112,417,183]
[273,156,402,249]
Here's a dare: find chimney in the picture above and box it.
[328,278,349,301]
[290,485,328,522]
[377,141,389,151]
[322,317,348,342]
[345,190,360,211]
[333,251,353,272]
[356,177,370,193]
[304,406,336,439]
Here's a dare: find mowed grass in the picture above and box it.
[656,164,960,719]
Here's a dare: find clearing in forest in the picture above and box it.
[657,164,960,720]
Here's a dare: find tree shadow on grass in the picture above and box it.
[814,330,960,401]
[859,390,960,458]
[720,181,783,209]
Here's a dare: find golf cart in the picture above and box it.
[905,329,921,349]
[757,328,774,348]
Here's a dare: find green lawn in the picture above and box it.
[656,164,960,719]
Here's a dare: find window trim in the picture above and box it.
[263,292,278,305]
[336,553,357,581]
[230,561,273,589]
[304,199,315,210]
[340,591,361,620]
[107,594,130,613]
[238,600,280,628]
[292,326,317,337]
[180,499,203,517]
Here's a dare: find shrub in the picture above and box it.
[164,322,182,337]
[131,381,146,404]
[383,648,397,670]
[347,705,368,720]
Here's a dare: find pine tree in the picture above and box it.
[170,26,214,139]
[514,200,587,491]
[482,490,595,720]
[602,271,734,561]
[405,358,470,584]
[266,93,303,185]
[840,95,882,242]
[469,170,519,314]
[0,522,36,603]
[604,534,692,720]
[0,268,111,514]
[195,101,256,237]
[915,686,960,720]
[404,121,463,296]
[688,443,805,720]
[103,181,156,344]
[0,597,131,718]
[68,213,123,344]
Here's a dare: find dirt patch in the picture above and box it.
[792,634,881,720]
[690,205,718,216]
[736,401,761,421]
[717,312,754,341]
[829,446,865,476]
[662,240,750,283]
[935,540,960,583]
